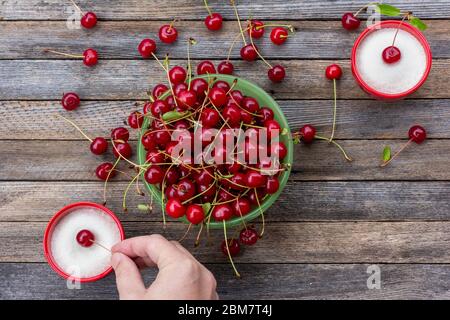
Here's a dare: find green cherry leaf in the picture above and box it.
[408,16,428,31]
[375,3,402,17]
[202,202,212,214]
[162,110,189,122]
[382,145,391,162]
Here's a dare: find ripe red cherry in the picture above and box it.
[300,124,316,144]
[186,204,205,224]
[239,228,258,246]
[409,125,427,144]
[197,60,216,75]
[270,27,288,45]
[271,141,287,160]
[144,165,164,184]
[248,20,265,38]
[76,229,95,247]
[246,171,267,188]
[201,108,220,128]
[83,48,98,66]
[221,239,240,256]
[152,84,169,99]
[205,13,223,31]
[113,142,132,159]
[208,87,227,107]
[151,99,171,117]
[232,198,251,217]
[128,111,143,129]
[146,149,164,163]
[190,78,209,99]
[240,44,258,61]
[90,137,108,155]
[382,46,402,64]
[165,167,180,185]
[138,39,157,58]
[80,12,97,29]
[174,82,188,96]
[61,92,80,111]
[222,105,241,125]
[259,107,274,123]
[169,66,187,84]
[212,204,233,221]
[268,65,286,83]
[165,198,186,218]
[176,179,196,202]
[325,64,343,80]
[218,61,234,74]
[159,24,178,44]
[111,127,129,141]
[141,133,157,150]
[248,188,266,205]
[95,162,116,180]
[265,176,280,194]
[242,97,260,113]
[342,13,361,30]
[265,119,281,140]
[177,90,197,110]
[213,80,231,92]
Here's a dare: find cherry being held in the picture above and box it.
[138,39,157,58]
[203,0,223,31]
[381,125,427,167]
[61,92,80,111]
[76,229,95,247]
[341,12,361,30]
[159,21,178,44]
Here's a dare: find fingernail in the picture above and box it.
[110,252,123,269]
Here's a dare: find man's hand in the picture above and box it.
[110,234,218,300]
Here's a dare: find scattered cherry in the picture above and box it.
[409,125,427,144]
[95,162,116,180]
[111,127,129,142]
[240,44,258,62]
[76,229,95,247]
[83,48,98,67]
[270,27,288,45]
[166,198,186,218]
[299,124,316,144]
[325,64,343,80]
[197,60,216,75]
[342,13,361,30]
[268,65,286,83]
[239,228,258,245]
[138,39,157,58]
[113,142,132,159]
[169,66,187,84]
[128,111,143,129]
[218,61,234,74]
[248,20,265,38]
[205,13,223,31]
[80,12,97,29]
[159,23,178,44]
[382,46,402,64]
[61,92,80,111]
[221,239,240,256]
[90,137,108,155]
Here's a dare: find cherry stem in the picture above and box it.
[381,138,413,167]
[223,220,241,278]
[103,156,121,205]
[168,18,178,32]
[182,180,216,205]
[69,0,84,14]
[230,0,247,46]
[187,38,195,90]
[123,169,143,212]
[89,239,111,253]
[194,223,204,247]
[254,188,265,237]
[315,134,353,162]
[178,223,192,242]
[248,25,272,69]
[354,5,369,17]
[392,14,408,47]
[43,49,83,59]
[330,78,337,142]
[55,114,93,142]
[203,0,213,17]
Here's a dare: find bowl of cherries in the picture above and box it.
[138,74,293,230]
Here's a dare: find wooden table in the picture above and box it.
[1,0,450,300]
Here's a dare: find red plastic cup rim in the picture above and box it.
[43,202,125,283]
[351,20,432,100]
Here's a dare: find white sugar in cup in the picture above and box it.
[351,20,432,100]
[43,202,124,282]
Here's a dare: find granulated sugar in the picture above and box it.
[356,28,427,94]
[50,208,121,278]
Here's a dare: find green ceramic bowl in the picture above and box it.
[138,74,293,229]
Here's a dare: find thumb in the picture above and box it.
[111,252,146,300]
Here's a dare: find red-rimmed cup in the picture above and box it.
[43,202,125,283]
[351,20,432,100]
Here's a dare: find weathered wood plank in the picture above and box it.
[0,140,448,181]
[3,221,450,263]
[0,20,445,59]
[2,99,449,140]
[0,59,445,100]
[2,263,450,300]
[1,0,450,20]
[2,181,450,222]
